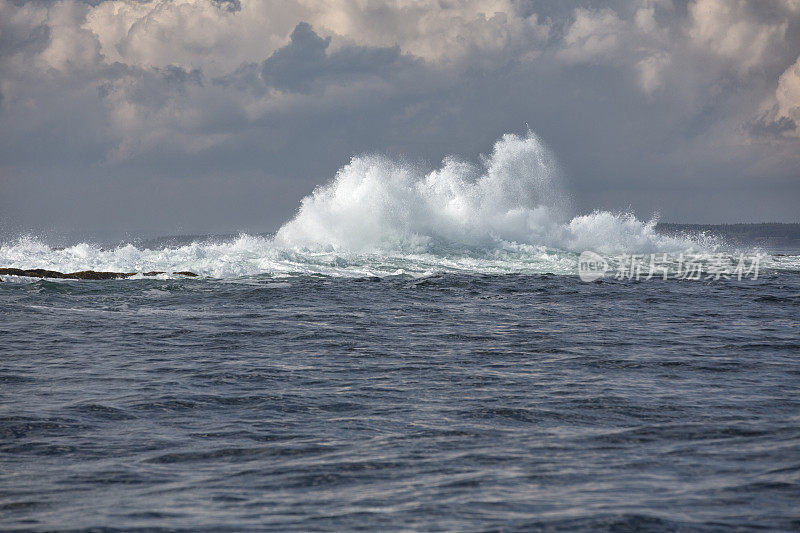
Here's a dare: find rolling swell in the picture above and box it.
[1,274,799,530]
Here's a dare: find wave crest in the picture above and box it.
[276,131,697,254]
[1,130,730,278]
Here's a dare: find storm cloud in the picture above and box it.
[1,0,798,239]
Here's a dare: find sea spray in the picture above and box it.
[1,131,725,278]
[275,131,696,254]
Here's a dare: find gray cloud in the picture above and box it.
[750,112,797,137]
[0,0,799,240]
[260,22,413,93]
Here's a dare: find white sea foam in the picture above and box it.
[4,130,788,279]
[275,131,697,254]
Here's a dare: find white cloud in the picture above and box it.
[557,2,674,94]
[304,0,549,63]
[776,56,800,119]
[99,68,236,161]
[0,0,553,159]
[755,55,800,138]
[85,0,304,76]
[71,0,549,75]
[636,53,671,95]
[688,0,788,73]
[37,1,102,71]
[558,8,626,64]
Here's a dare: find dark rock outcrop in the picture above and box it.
[0,268,198,279]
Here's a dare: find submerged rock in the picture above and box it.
[0,268,198,279]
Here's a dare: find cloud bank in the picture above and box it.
[1,0,798,238]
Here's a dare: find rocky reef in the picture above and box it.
[0,268,198,279]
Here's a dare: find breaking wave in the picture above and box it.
[4,130,765,279]
[275,131,694,254]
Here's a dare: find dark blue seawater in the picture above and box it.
[2,272,799,531]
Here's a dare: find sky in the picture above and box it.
[1,0,799,240]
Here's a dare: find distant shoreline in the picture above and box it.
[657,223,800,228]
[656,222,800,248]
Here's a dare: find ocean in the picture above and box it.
[1,132,799,531]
